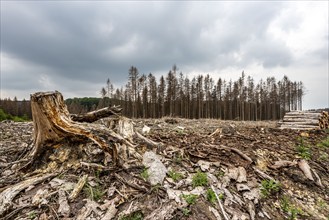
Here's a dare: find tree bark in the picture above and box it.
[28,91,139,167]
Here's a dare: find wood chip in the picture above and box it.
[76,199,102,220]
[253,167,275,181]
[58,189,70,217]
[311,168,323,187]
[197,160,211,171]
[32,188,49,205]
[298,159,314,181]
[101,204,117,220]
[236,183,250,192]
[144,200,176,220]
[209,206,222,220]
[269,160,297,169]
[247,201,256,220]
[69,174,88,201]
[237,167,247,183]
[0,173,56,216]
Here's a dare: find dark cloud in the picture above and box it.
[1,1,327,109]
[1,1,287,76]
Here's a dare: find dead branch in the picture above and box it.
[202,143,253,163]
[58,189,70,217]
[114,173,149,193]
[69,174,88,201]
[311,168,323,187]
[135,131,164,149]
[298,159,314,181]
[80,161,107,170]
[269,160,297,169]
[0,173,57,216]
[70,106,122,123]
[144,200,176,220]
[253,168,275,181]
[208,128,222,137]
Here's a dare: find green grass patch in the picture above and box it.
[296,137,311,160]
[260,179,281,198]
[192,171,208,188]
[140,167,149,180]
[182,208,191,216]
[206,188,224,204]
[168,170,184,182]
[182,194,198,205]
[206,188,216,204]
[28,211,37,219]
[317,136,329,149]
[280,196,304,220]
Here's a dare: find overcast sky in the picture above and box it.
[1,1,328,110]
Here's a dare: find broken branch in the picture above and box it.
[0,173,57,216]
[70,106,122,123]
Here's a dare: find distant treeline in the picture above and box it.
[99,65,304,120]
[0,98,32,120]
[1,65,305,121]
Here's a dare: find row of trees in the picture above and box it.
[0,65,305,121]
[99,65,304,120]
[0,98,32,120]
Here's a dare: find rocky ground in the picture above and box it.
[0,118,329,220]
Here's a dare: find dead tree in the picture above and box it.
[27,91,140,167]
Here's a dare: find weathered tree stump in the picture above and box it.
[0,91,145,216]
[27,91,139,167]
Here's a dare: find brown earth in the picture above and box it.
[0,119,329,220]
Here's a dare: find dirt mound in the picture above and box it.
[1,119,328,220]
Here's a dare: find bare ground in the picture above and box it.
[0,119,328,220]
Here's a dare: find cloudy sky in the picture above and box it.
[1,1,328,109]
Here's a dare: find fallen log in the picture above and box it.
[70,106,122,123]
[280,125,320,130]
[284,111,321,117]
[282,119,319,124]
[280,121,320,126]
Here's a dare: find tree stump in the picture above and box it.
[28,91,139,168]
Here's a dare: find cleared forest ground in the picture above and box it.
[1,119,329,220]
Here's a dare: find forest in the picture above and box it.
[0,65,304,121]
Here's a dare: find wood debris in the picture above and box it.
[69,174,88,201]
[0,173,56,216]
[279,110,326,130]
[1,109,329,219]
[269,160,297,169]
[298,159,314,181]
[319,111,329,129]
